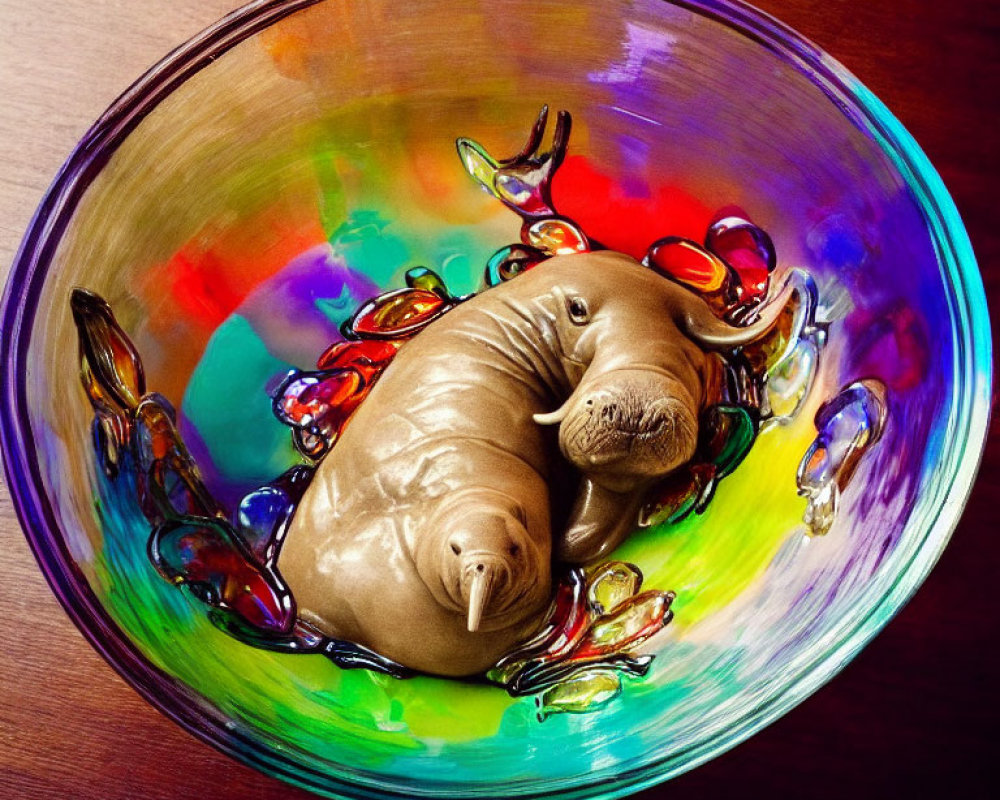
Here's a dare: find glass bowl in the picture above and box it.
[0,1,990,798]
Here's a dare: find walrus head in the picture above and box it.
[532,251,795,491]
[413,489,551,633]
[546,367,701,490]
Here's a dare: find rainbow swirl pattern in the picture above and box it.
[0,1,989,798]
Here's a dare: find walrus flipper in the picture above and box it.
[556,478,643,564]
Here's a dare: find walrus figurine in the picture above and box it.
[277,250,791,676]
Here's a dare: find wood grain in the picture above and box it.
[0,1,996,798]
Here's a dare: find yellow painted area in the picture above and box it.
[614,414,814,626]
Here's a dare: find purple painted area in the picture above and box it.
[237,244,379,368]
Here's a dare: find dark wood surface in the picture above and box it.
[0,1,996,798]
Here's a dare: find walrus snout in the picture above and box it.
[459,556,512,632]
[412,488,551,636]
[543,368,699,486]
[444,511,535,632]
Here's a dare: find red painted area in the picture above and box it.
[552,156,715,259]
[135,198,326,401]
[147,207,327,332]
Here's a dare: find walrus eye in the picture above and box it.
[566,296,590,325]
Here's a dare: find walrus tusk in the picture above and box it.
[533,400,571,426]
[466,564,497,632]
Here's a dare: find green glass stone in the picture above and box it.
[536,670,622,720]
[702,405,757,478]
[586,561,643,616]
[404,266,450,299]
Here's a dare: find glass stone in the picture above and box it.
[484,244,547,286]
[132,394,219,521]
[572,590,675,659]
[149,515,295,634]
[706,216,776,309]
[645,236,731,293]
[639,463,717,527]
[405,266,452,299]
[236,466,313,564]
[488,569,590,685]
[70,288,146,410]
[523,217,589,256]
[587,561,643,616]
[766,339,818,420]
[349,288,451,339]
[700,405,757,478]
[315,338,400,377]
[797,379,888,535]
[273,368,366,457]
[535,670,622,720]
[455,105,568,220]
[741,269,818,373]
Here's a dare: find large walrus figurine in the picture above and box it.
[277,250,791,676]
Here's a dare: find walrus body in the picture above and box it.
[277,251,787,676]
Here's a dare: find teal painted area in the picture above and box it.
[329,210,412,288]
[329,208,501,297]
[431,227,497,297]
[182,314,299,487]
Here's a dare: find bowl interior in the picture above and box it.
[4,0,989,797]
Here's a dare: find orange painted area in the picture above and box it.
[552,156,714,260]
[261,31,313,82]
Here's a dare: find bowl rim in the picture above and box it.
[0,0,992,798]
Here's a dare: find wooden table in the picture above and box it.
[1,1,996,798]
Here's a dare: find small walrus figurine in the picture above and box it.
[277,250,791,676]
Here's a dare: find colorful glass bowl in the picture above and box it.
[0,1,991,798]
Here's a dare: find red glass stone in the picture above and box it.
[727,248,771,307]
[152,517,295,634]
[276,368,366,449]
[645,237,730,292]
[570,590,675,660]
[706,216,776,312]
[706,216,776,270]
[349,288,450,339]
[644,237,740,316]
[489,570,590,683]
[316,338,401,377]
